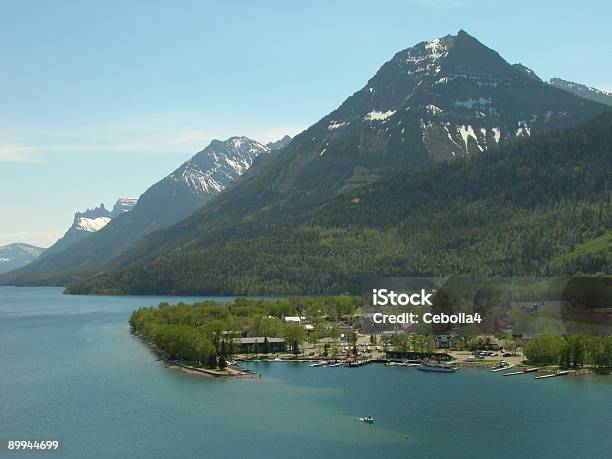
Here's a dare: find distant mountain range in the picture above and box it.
[48,30,609,295]
[41,198,137,258]
[67,111,612,295]
[0,243,45,274]
[2,30,610,292]
[0,136,272,284]
[549,78,612,107]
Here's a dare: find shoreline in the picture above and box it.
[135,332,252,378]
[166,352,608,377]
[134,333,608,379]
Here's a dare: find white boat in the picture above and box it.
[359,416,374,424]
[491,362,516,372]
[417,361,458,373]
[309,360,328,367]
[328,362,343,367]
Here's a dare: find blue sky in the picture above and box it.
[1,0,611,246]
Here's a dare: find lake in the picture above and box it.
[1,287,611,458]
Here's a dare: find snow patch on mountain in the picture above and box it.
[492,127,501,143]
[516,122,531,137]
[426,105,443,115]
[365,110,396,121]
[328,121,348,130]
[77,216,111,232]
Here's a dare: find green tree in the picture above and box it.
[284,323,305,358]
[524,335,564,365]
[392,334,410,352]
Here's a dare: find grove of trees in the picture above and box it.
[524,335,612,372]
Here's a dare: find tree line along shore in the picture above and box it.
[129,295,612,376]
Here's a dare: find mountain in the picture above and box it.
[110,198,139,216]
[266,135,292,150]
[155,30,606,210]
[62,30,611,295]
[549,78,612,107]
[512,63,543,82]
[0,243,45,274]
[68,112,612,295]
[0,136,270,285]
[41,199,138,258]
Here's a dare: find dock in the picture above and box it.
[534,371,570,380]
[504,368,539,376]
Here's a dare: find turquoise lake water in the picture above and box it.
[1,287,611,458]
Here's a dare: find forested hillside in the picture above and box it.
[67,112,612,295]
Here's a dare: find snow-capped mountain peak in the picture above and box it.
[549,78,612,107]
[111,198,138,216]
[40,198,137,257]
[170,136,270,196]
[306,29,608,164]
[0,243,45,274]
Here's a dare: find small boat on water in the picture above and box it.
[534,370,570,380]
[347,361,366,368]
[417,360,458,373]
[309,360,328,367]
[328,362,344,367]
[359,416,374,424]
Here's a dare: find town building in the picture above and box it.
[434,335,459,349]
[239,337,286,354]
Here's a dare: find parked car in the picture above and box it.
[503,352,512,357]
[308,352,315,357]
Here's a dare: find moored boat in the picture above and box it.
[491,362,516,372]
[417,360,458,373]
